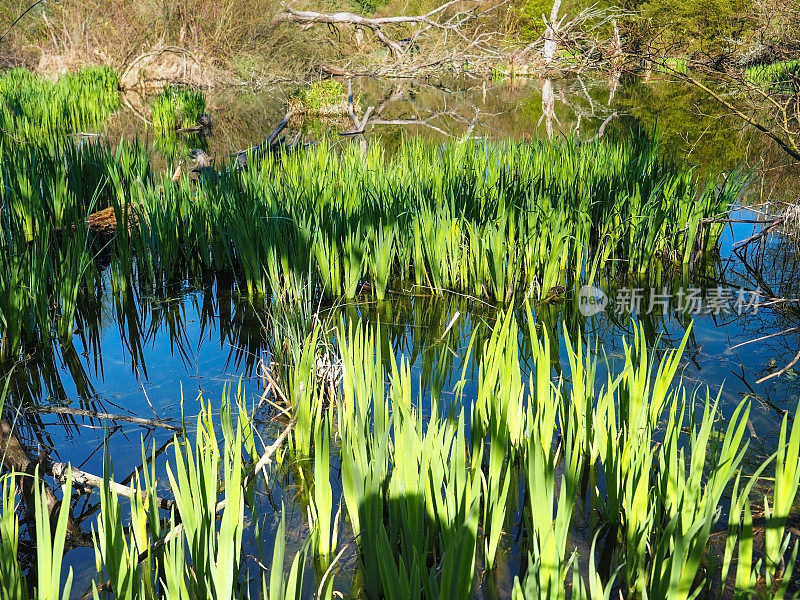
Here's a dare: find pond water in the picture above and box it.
[4,72,800,597]
[112,74,799,202]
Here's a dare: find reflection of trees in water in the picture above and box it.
[716,231,800,418]
[1,275,269,416]
[613,76,800,204]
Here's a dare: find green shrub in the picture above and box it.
[629,0,753,55]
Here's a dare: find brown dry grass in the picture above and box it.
[1,0,319,83]
[1,0,517,83]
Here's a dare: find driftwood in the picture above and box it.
[86,204,140,239]
[590,110,618,141]
[49,461,174,511]
[234,110,297,168]
[119,46,208,90]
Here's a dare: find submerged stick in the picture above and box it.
[26,406,181,431]
[756,347,800,384]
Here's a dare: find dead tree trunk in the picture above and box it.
[542,0,563,64]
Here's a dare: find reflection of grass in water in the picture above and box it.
[517,93,544,124]
[300,117,343,137]
[154,130,208,162]
[614,77,749,172]
[0,131,741,362]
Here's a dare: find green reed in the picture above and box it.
[0,129,742,364]
[744,59,800,92]
[2,309,800,599]
[0,67,118,142]
[122,131,740,302]
[151,85,207,135]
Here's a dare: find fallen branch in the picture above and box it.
[730,326,800,350]
[595,110,618,139]
[26,406,180,432]
[234,110,296,167]
[49,461,174,511]
[274,1,478,59]
[733,216,786,250]
[119,46,207,89]
[757,347,800,384]
[0,418,86,544]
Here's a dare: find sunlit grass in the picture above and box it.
[0,67,118,141]
[1,310,799,598]
[151,84,207,134]
[0,130,741,363]
[744,59,800,92]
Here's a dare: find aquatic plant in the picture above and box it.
[125,132,739,302]
[151,85,207,134]
[0,67,119,141]
[292,79,348,115]
[0,467,74,600]
[2,308,800,598]
[744,59,800,92]
[0,130,743,363]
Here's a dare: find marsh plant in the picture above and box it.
[0,67,119,140]
[744,59,800,92]
[291,79,349,115]
[2,311,799,599]
[0,127,740,363]
[151,85,208,134]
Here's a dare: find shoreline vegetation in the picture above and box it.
[1,0,796,162]
[0,68,741,362]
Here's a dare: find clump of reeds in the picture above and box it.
[744,59,800,92]
[0,67,119,140]
[0,138,150,362]
[132,132,739,301]
[289,79,352,116]
[1,310,799,599]
[151,85,207,134]
[0,130,742,362]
